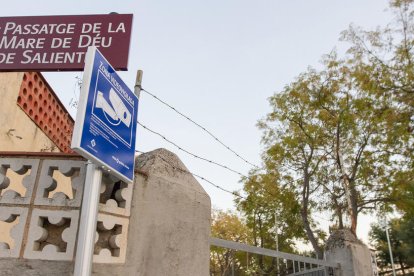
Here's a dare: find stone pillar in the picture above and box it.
[93,148,211,275]
[325,229,375,276]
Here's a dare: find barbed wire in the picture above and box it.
[135,149,334,224]
[138,120,299,188]
[135,125,291,198]
[135,150,312,212]
[135,149,248,201]
[141,88,261,169]
[138,121,247,178]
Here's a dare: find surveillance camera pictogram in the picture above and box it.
[95,88,131,127]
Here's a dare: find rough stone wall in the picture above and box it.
[325,229,375,276]
[92,149,211,276]
[0,149,211,276]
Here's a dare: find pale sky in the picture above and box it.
[2,0,395,246]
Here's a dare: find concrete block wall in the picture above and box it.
[93,213,129,264]
[0,153,134,265]
[33,159,85,207]
[23,209,79,261]
[0,206,28,258]
[0,149,212,275]
[0,155,86,262]
[98,173,133,217]
[0,158,39,205]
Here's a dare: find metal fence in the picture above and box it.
[210,238,340,276]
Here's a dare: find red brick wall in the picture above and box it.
[17,72,74,153]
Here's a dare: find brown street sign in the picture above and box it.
[0,14,133,71]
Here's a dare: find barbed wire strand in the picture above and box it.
[141,88,260,169]
[138,88,333,224]
[135,150,319,214]
[138,119,297,184]
[135,149,283,212]
[135,143,297,203]
[136,149,334,224]
[135,150,336,226]
[135,124,284,197]
[138,121,247,178]
[138,119,304,181]
[135,149,248,201]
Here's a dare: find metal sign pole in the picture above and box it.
[275,210,280,276]
[71,48,139,276]
[74,161,102,276]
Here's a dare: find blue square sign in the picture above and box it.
[71,47,138,183]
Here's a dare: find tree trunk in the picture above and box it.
[336,138,359,236]
[300,208,324,259]
[301,173,324,259]
[344,176,358,236]
[333,196,344,229]
[338,209,344,229]
[399,259,406,276]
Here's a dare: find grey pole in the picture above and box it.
[246,252,249,271]
[134,70,143,157]
[231,251,235,276]
[384,217,397,276]
[275,210,280,276]
[74,161,102,276]
[134,70,143,98]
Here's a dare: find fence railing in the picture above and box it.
[210,238,340,276]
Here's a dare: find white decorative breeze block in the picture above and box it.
[93,213,129,264]
[0,158,39,205]
[0,207,28,258]
[23,209,79,261]
[34,160,86,207]
[98,173,133,217]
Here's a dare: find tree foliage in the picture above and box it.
[370,215,414,273]
[210,206,301,276]
[341,0,414,215]
[210,0,414,265]
[235,172,308,272]
[257,50,403,256]
[241,0,414,257]
[210,209,250,276]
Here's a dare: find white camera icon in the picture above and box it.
[95,88,131,127]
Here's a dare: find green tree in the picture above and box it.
[236,172,307,272]
[258,55,398,256]
[210,209,250,276]
[370,215,414,274]
[399,215,414,265]
[257,67,332,259]
[253,0,414,258]
[341,0,414,215]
